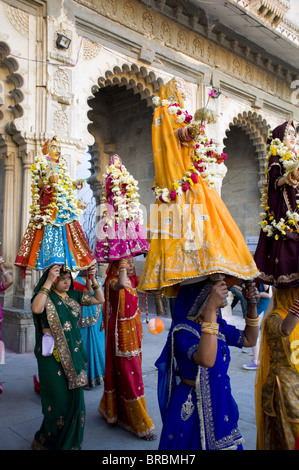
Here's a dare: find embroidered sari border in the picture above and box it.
[46,297,87,389]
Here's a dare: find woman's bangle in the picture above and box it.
[201,321,219,335]
[119,259,128,269]
[91,283,100,291]
[39,286,50,296]
[245,315,259,327]
[286,173,299,188]
[201,328,218,336]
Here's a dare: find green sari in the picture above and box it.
[32,272,90,450]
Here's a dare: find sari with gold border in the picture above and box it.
[255,287,299,450]
[98,262,155,438]
[31,272,91,450]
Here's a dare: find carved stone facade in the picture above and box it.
[0,0,298,351]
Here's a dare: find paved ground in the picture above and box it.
[0,305,258,452]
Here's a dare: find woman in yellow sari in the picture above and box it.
[138,79,258,297]
[255,287,299,449]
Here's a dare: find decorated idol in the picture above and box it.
[15,136,95,277]
[254,120,298,286]
[138,78,259,297]
[94,154,148,263]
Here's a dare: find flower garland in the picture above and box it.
[102,163,143,225]
[259,133,299,239]
[29,151,83,229]
[151,98,227,203]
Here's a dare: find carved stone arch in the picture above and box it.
[88,63,164,111]
[224,110,270,191]
[86,63,165,205]
[0,41,25,143]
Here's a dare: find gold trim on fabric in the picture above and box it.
[78,304,101,328]
[45,297,87,389]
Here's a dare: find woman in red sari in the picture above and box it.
[98,258,156,440]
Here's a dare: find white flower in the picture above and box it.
[176,114,185,123]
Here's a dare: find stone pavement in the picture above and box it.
[0,306,257,451]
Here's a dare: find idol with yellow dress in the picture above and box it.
[138,79,259,296]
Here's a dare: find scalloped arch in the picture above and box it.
[0,41,25,139]
[224,110,271,189]
[88,63,164,109]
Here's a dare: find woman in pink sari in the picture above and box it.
[0,257,13,394]
[98,257,156,440]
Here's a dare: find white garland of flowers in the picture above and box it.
[151,96,223,203]
[260,132,299,239]
[102,163,143,225]
[29,150,82,229]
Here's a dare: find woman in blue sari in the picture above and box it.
[156,279,259,450]
[74,272,105,389]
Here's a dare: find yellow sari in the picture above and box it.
[138,79,258,296]
[255,287,299,450]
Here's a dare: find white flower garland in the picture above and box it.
[259,135,299,239]
[29,151,82,229]
[102,163,143,225]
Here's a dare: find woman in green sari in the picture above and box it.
[31,264,104,450]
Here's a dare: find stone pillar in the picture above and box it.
[2,151,15,275]
[2,147,37,353]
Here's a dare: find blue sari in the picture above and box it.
[76,276,105,388]
[156,281,245,450]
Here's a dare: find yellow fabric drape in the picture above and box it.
[138,79,259,296]
[255,287,299,450]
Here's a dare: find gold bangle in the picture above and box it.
[201,328,218,335]
[245,315,259,327]
[286,173,299,187]
[119,259,128,268]
[201,321,219,335]
[39,286,50,296]
[201,321,219,330]
[91,283,100,291]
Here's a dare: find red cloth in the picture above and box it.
[99,260,154,437]
[73,281,85,292]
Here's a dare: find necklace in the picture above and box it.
[53,289,69,299]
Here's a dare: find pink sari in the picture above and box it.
[98,262,155,437]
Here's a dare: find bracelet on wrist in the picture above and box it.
[201,321,219,335]
[286,173,299,188]
[119,260,128,269]
[91,283,100,291]
[39,286,50,296]
[245,315,259,327]
[201,328,218,336]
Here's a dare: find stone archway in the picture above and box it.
[86,63,164,212]
[221,111,270,239]
[225,111,270,188]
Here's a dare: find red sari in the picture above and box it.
[98,263,155,438]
